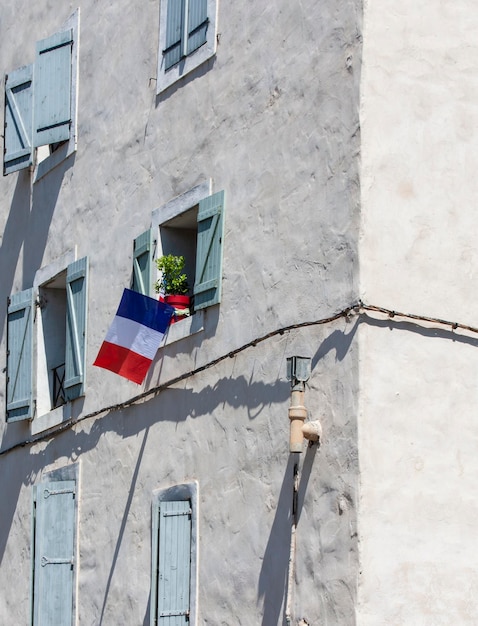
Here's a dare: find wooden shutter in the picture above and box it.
[194,190,225,310]
[6,288,34,421]
[164,0,185,70]
[33,29,73,148]
[187,0,208,55]
[64,257,88,401]
[3,65,33,175]
[33,480,76,626]
[132,229,154,296]
[157,500,192,625]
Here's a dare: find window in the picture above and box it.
[133,185,225,342]
[6,256,88,428]
[157,0,218,93]
[151,483,198,626]
[32,467,78,625]
[3,9,79,177]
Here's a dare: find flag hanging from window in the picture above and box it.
[93,288,174,384]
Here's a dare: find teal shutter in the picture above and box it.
[187,0,208,55]
[132,229,154,296]
[157,501,191,625]
[33,29,73,148]
[3,65,33,175]
[6,288,34,421]
[164,0,185,70]
[194,190,225,310]
[33,480,76,626]
[64,257,88,401]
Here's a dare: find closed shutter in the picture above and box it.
[194,190,225,310]
[164,0,185,70]
[33,29,73,148]
[157,500,192,625]
[3,64,33,175]
[33,480,76,626]
[187,0,208,55]
[64,257,88,400]
[6,288,34,421]
[133,229,154,296]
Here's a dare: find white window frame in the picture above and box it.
[157,0,218,93]
[151,482,198,626]
[152,181,212,344]
[32,249,75,434]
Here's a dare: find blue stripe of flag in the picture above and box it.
[116,288,174,333]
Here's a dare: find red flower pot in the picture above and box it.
[164,294,191,324]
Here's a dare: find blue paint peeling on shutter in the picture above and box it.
[3,64,33,175]
[6,288,34,421]
[33,480,76,626]
[194,190,225,310]
[64,257,88,401]
[33,29,73,148]
[187,0,208,55]
[158,500,191,625]
[133,229,154,296]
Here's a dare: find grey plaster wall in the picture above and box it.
[0,0,362,623]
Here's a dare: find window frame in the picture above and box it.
[157,0,218,93]
[151,482,198,626]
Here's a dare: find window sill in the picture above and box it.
[163,310,204,345]
[31,402,72,435]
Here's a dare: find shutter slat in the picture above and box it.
[132,229,154,296]
[33,29,73,147]
[193,190,225,310]
[65,257,88,400]
[3,65,33,175]
[6,288,34,421]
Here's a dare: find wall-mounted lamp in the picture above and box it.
[286,356,311,453]
[286,356,323,451]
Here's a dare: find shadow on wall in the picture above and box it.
[0,157,73,346]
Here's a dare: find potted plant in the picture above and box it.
[155,254,191,323]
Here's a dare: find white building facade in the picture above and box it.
[0,0,476,624]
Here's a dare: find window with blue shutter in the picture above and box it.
[33,479,76,626]
[3,65,34,175]
[157,0,217,92]
[132,230,155,296]
[194,190,225,310]
[6,288,35,421]
[3,10,79,177]
[64,257,88,401]
[151,484,198,626]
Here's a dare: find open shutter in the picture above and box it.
[157,500,191,625]
[164,0,185,70]
[64,257,88,401]
[194,190,225,310]
[187,0,208,55]
[6,288,34,421]
[3,65,33,175]
[33,480,76,626]
[132,229,154,296]
[33,29,73,148]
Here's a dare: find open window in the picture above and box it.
[157,0,218,93]
[132,187,225,342]
[3,9,79,177]
[6,256,88,428]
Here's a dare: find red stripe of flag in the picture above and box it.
[94,341,152,385]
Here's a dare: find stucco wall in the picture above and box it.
[0,0,362,623]
[359,1,478,623]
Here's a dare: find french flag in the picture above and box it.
[93,289,175,384]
